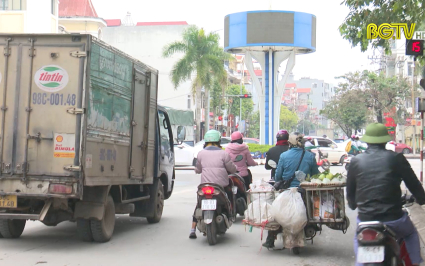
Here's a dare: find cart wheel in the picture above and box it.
[292,247,300,255]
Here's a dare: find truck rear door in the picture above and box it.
[0,35,86,178]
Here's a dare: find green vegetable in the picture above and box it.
[319,174,325,180]
[326,173,333,179]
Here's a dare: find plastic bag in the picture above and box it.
[271,187,307,234]
[249,180,275,204]
[244,200,274,224]
[295,170,306,182]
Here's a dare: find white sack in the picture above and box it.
[244,199,274,224]
[271,187,307,234]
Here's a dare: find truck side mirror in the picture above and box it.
[176,126,186,142]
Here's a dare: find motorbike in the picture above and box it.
[266,159,322,254]
[193,181,236,245]
[356,194,415,265]
[316,147,330,171]
[229,154,251,216]
[344,154,354,171]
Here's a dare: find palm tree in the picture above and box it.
[163,25,229,142]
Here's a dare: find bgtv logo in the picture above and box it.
[34,65,69,92]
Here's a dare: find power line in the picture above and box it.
[157,93,191,102]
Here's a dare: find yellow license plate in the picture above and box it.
[0,195,17,208]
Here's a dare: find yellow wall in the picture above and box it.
[59,20,102,33]
[0,12,25,33]
[51,16,57,33]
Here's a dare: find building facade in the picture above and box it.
[58,0,106,39]
[101,21,194,112]
[0,0,58,33]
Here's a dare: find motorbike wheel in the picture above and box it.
[236,197,247,216]
[292,247,301,255]
[206,213,218,246]
[321,160,330,171]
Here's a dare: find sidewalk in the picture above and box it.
[405,154,421,159]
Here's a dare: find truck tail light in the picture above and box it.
[49,184,73,194]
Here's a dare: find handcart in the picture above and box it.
[300,182,350,233]
[242,189,281,231]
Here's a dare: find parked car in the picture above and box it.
[193,137,232,162]
[243,138,260,144]
[174,142,196,166]
[391,142,413,154]
[305,136,347,165]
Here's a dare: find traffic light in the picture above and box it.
[239,94,252,98]
[406,39,424,56]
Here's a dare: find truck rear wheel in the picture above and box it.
[147,180,164,224]
[76,219,93,242]
[90,195,115,243]
[0,219,26,238]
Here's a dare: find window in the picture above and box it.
[0,0,8,10]
[317,138,333,148]
[158,110,172,156]
[51,0,56,15]
[221,138,231,145]
[187,95,191,109]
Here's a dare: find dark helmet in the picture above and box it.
[276,129,289,140]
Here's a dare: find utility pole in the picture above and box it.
[206,89,210,133]
[239,57,245,128]
[412,58,417,155]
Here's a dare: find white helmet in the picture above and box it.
[288,132,304,148]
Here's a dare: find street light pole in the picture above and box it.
[239,57,245,129]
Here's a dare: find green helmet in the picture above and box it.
[361,123,392,144]
[204,130,221,143]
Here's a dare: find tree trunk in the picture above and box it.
[195,86,202,142]
[376,111,383,123]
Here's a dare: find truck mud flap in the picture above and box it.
[74,202,104,221]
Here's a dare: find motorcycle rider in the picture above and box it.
[189,130,237,239]
[347,123,425,266]
[265,130,290,180]
[225,131,258,190]
[348,134,360,155]
[262,132,320,248]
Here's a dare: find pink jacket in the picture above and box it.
[225,143,258,177]
[195,146,237,188]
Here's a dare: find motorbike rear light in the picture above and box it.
[358,229,384,242]
[202,186,214,195]
[49,184,73,194]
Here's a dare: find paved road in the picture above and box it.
[0,160,423,266]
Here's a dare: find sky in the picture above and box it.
[91,0,378,85]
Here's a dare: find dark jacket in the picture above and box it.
[265,145,289,179]
[347,145,425,222]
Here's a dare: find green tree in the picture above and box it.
[210,79,225,115]
[320,89,368,136]
[225,84,254,121]
[279,105,298,132]
[247,110,260,138]
[339,0,425,55]
[163,26,230,141]
[296,119,317,135]
[336,70,414,123]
